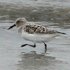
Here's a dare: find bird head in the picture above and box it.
[8,17,27,29]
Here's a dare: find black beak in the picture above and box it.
[8,24,16,30]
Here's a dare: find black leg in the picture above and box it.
[21,43,36,48]
[43,42,47,53]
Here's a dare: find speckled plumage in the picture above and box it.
[23,24,57,34]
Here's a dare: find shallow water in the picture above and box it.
[0,0,70,70]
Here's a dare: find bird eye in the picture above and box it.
[16,20,21,24]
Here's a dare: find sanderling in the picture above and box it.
[8,17,66,53]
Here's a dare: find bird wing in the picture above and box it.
[23,24,66,34]
[24,24,50,34]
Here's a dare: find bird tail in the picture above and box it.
[57,31,66,35]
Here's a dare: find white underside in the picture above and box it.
[21,30,59,43]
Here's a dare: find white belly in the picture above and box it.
[21,30,59,43]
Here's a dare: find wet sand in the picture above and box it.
[0,23,70,70]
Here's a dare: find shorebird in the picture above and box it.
[8,17,66,53]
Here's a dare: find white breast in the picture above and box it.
[21,30,59,43]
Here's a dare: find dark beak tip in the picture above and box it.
[7,27,11,30]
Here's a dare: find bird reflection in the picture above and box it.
[17,51,57,70]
